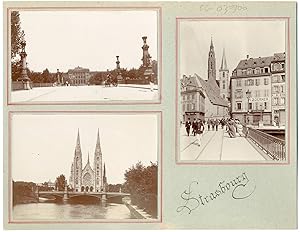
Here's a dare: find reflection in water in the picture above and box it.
[13,200,135,220]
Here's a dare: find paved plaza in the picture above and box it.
[180,125,268,161]
[10,84,158,103]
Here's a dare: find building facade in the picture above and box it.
[231,53,285,125]
[271,53,286,126]
[181,75,206,122]
[67,66,91,86]
[69,129,107,192]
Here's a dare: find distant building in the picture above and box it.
[231,53,285,125]
[219,48,230,101]
[67,66,91,86]
[69,129,107,193]
[180,75,206,122]
[271,53,286,126]
[181,38,229,121]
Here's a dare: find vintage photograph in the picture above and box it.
[178,19,287,162]
[10,113,160,222]
[9,10,159,104]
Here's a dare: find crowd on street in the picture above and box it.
[183,117,246,147]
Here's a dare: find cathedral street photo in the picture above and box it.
[9,113,160,222]
[9,9,160,104]
[177,19,287,163]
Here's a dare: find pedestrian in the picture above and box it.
[185,118,192,136]
[195,119,204,146]
[192,118,197,136]
[211,119,215,131]
[207,119,211,131]
[215,119,219,131]
[236,120,244,137]
[227,119,236,138]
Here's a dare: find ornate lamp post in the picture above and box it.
[246,89,251,125]
[17,37,32,90]
[259,103,264,127]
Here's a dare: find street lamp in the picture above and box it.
[259,103,264,127]
[246,89,251,125]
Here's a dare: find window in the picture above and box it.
[237,102,242,110]
[264,89,269,97]
[255,102,259,110]
[255,79,260,86]
[223,72,225,78]
[235,90,243,99]
[223,80,225,89]
[236,79,241,87]
[255,90,260,97]
[273,86,278,93]
[281,97,285,105]
[282,63,285,70]
[264,78,269,85]
[274,97,278,105]
[281,86,284,92]
[249,103,252,110]
[249,79,254,86]
[244,80,248,86]
[264,102,267,109]
[264,67,269,73]
[281,75,285,81]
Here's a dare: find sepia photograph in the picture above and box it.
[178,19,287,163]
[9,9,160,104]
[9,112,160,222]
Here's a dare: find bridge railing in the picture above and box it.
[242,124,286,161]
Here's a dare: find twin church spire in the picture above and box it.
[70,129,106,192]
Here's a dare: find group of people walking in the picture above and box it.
[185,118,205,146]
[184,117,246,147]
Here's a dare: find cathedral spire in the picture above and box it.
[75,129,82,152]
[220,48,228,70]
[210,36,213,48]
[87,152,90,164]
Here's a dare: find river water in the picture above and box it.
[13,201,135,220]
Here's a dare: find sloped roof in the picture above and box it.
[194,74,228,107]
[272,52,285,62]
[236,56,273,69]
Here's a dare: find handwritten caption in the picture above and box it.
[199,4,247,15]
[177,172,256,215]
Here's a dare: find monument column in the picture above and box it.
[141,36,154,84]
[17,39,31,90]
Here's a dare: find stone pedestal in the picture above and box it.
[17,42,32,90]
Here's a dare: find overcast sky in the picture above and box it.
[179,20,286,79]
[11,114,158,184]
[18,10,158,73]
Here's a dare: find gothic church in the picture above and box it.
[69,129,107,192]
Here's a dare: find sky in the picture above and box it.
[18,10,158,73]
[179,20,286,79]
[11,113,158,184]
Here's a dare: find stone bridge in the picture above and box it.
[37,190,130,203]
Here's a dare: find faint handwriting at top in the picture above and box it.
[199,4,248,15]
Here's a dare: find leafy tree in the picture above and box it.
[89,72,105,85]
[11,11,26,81]
[55,174,66,191]
[11,11,25,59]
[123,161,158,217]
[108,183,123,192]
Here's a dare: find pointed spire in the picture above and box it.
[76,128,80,145]
[210,36,214,48]
[95,128,101,152]
[87,152,90,164]
[103,163,106,177]
[220,48,228,70]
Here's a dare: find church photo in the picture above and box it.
[177,19,286,163]
[10,112,160,222]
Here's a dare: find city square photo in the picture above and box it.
[9,9,160,103]
[178,19,287,162]
[10,113,160,222]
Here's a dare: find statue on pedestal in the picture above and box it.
[141,36,155,84]
[17,35,31,90]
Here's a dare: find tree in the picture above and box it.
[123,161,158,217]
[11,11,25,59]
[55,174,66,191]
[11,11,26,81]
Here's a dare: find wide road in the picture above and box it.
[180,125,268,161]
[11,84,158,103]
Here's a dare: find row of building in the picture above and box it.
[180,39,286,126]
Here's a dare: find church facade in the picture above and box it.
[69,129,107,193]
